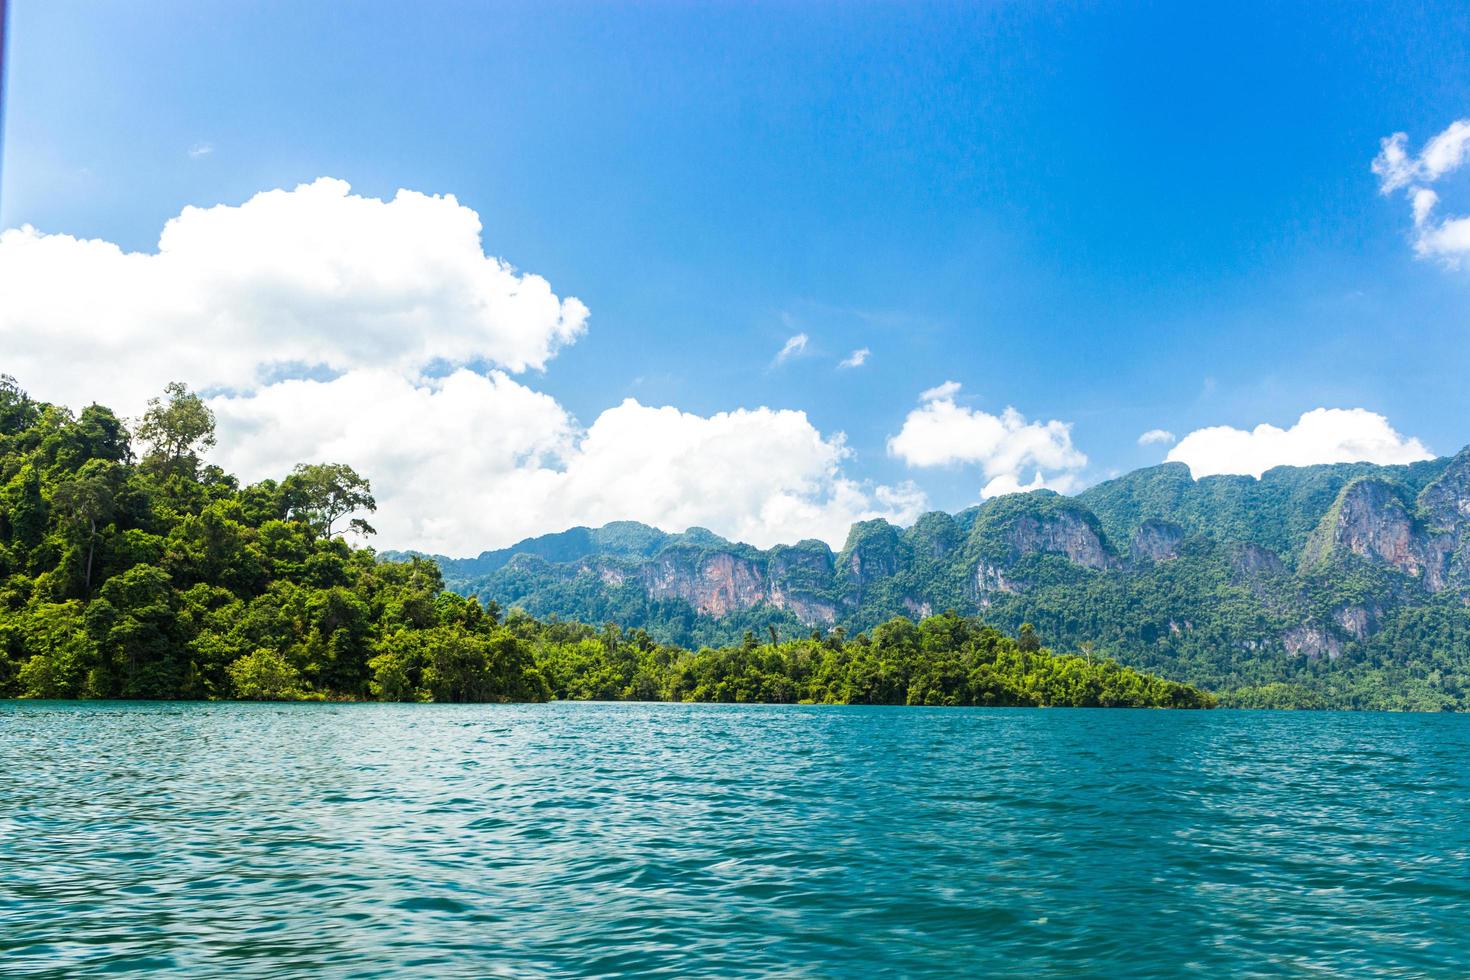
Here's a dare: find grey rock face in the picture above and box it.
[1334,605,1377,641]
[1130,520,1185,563]
[1282,624,1341,660]
[1418,453,1470,589]
[1232,543,1285,582]
[1008,512,1116,570]
[1313,480,1452,591]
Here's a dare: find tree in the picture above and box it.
[284,462,377,539]
[52,460,122,592]
[135,382,216,476]
[5,464,47,551]
[0,375,38,436]
[1018,622,1042,652]
[228,647,306,700]
[74,405,132,464]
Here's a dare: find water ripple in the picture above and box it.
[3,702,1470,977]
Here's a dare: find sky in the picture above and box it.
[3,1,1470,555]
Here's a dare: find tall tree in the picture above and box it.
[52,459,122,592]
[284,462,377,539]
[135,382,216,476]
[0,375,38,436]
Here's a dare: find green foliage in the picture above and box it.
[283,462,377,539]
[228,647,309,701]
[517,611,1212,708]
[0,378,1202,708]
[1078,459,1449,561]
[0,379,551,704]
[429,452,1470,711]
[134,381,217,478]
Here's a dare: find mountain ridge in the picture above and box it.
[392,449,1470,709]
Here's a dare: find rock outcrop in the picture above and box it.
[1334,604,1377,641]
[622,543,841,624]
[973,560,1019,605]
[1418,452,1470,588]
[1130,520,1184,563]
[1305,479,1452,590]
[968,493,1118,571]
[1231,542,1285,582]
[1282,624,1341,660]
[1008,510,1115,569]
[1419,450,1470,528]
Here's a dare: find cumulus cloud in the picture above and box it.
[1166,408,1432,479]
[838,347,871,369]
[211,372,927,552]
[1138,428,1176,446]
[773,333,809,365]
[2,178,922,553]
[1373,120,1470,263]
[0,177,589,412]
[888,382,1087,498]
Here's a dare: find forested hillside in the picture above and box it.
[413,450,1470,710]
[0,376,1206,708]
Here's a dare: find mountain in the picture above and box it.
[398,449,1470,710]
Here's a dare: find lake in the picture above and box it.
[3,702,1469,977]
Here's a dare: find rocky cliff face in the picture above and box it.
[834,520,911,608]
[1334,604,1378,641]
[1130,520,1184,563]
[1231,542,1285,583]
[1006,510,1116,569]
[972,560,1019,606]
[965,494,1117,571]
[1418,452,1470,588]
[635,549,769,617]
[588,545,840,624]
[1282,624,1341,660]
[1419,451,1470,527]
[1306,479,1453,591]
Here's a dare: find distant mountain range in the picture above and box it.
[392,449,1470,709]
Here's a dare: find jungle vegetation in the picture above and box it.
[0,376,1210,708]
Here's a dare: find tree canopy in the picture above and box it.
[0,378,1210,707]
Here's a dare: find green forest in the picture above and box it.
[0,377,1210,708]
[426,453,1470,711]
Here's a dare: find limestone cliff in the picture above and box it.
[1130,520,1184,564]
[1303,478,1452,590]
[426,449,1470,692]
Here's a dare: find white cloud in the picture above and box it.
[0,177,589,413]
[919,380,961,402]
[1166,408,1432,479]
[188,142,214,159]
[888,382,1087,499]
[1373,123,1470,191]
[1373,120,1470,263]
[773,333,809,365]
[979,471,1083,498]
[838,347,870,369]
[211,373,926,553]
[1138,428,1176,446]
[2,178,921,554]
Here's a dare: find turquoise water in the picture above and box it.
[3,703,1469,977]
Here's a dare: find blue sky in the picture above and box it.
[4,1,1470,552]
